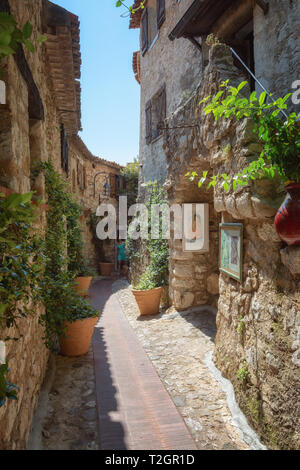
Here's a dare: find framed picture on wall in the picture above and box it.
[219,223,243,282]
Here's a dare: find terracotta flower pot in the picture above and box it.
[74,276,92,297]
[99,262,114,276]
[59,317,98,357]
[274,183,300,245]
[132,287,162,316]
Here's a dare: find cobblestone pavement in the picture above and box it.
[41,348,100,450]
[113,279,250,451]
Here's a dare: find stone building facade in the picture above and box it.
[0,0,120,449]
[131,0,300,449]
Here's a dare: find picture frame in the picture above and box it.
[219,223,243,282]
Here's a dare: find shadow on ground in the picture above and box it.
[90,279,127,450]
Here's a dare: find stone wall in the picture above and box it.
[138,0,202,189]
[0,0,55,448]
[68,137,121,272]
[163,42,300,449]
[0,0,121,449]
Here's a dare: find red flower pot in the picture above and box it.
[274,183,300,245]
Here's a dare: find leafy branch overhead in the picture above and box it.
[0,12,47,59]
[115,1,145,14]
[187,80,300,192]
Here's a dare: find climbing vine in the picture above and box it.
[39,162,98,349]
[115,1,144,15]
[0,9,47,63]
[131,181,169,290]
[0,191,45,406]
[0,363,18,407]
[0,191,44,337]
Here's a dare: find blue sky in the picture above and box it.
[54,0,140,166]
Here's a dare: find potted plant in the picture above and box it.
[132,269,163,316]
[74,266,96,297]
[59,295,99,357]
[129,182,169,315]
[188,79,300,244]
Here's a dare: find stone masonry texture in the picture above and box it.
[0,0,120,449]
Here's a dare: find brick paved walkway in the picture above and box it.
[90,279,197,450]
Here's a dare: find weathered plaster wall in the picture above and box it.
[163,42,300,449]
[138,0,202,188]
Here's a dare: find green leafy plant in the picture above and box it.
[0,363,18,407]
[0,12,47,59]
[115,1,145,15]
[0,191,45,406]
[236,317,245,334]
[39,162,98,348]
[0,192,44,339]
[132,181,169,291]
[237,363,250,382]
[119,158,139,208]
[187,80,300,191]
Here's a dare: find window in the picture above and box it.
[146,84,166,144]
[141,0,165,55]
[61,124,69,176]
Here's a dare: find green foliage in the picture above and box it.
[205,33,220,47]
[0,363,18,407]
[236,317,245,334]
[115,1,145,14]
[245,394,260,424]
[0,12,47,60]
[0,191,44,406]
[39,162,98,348]
[187,80,300,190]
[0,192,44,339]
[120,158,139,208]
[237,363,250,383]
[132,181,169,291]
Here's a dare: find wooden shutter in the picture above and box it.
[157,0,165,29]
[60,124,69,176]
[141,9,148,56]
[157,85,166,136]
[145,100,152,144]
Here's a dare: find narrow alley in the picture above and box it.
[32,278,265,451]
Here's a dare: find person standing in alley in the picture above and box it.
[117,239,129,277]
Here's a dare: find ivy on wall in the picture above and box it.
[39,162,98,349]
[0,191,42,406]
[129,181,169,290]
